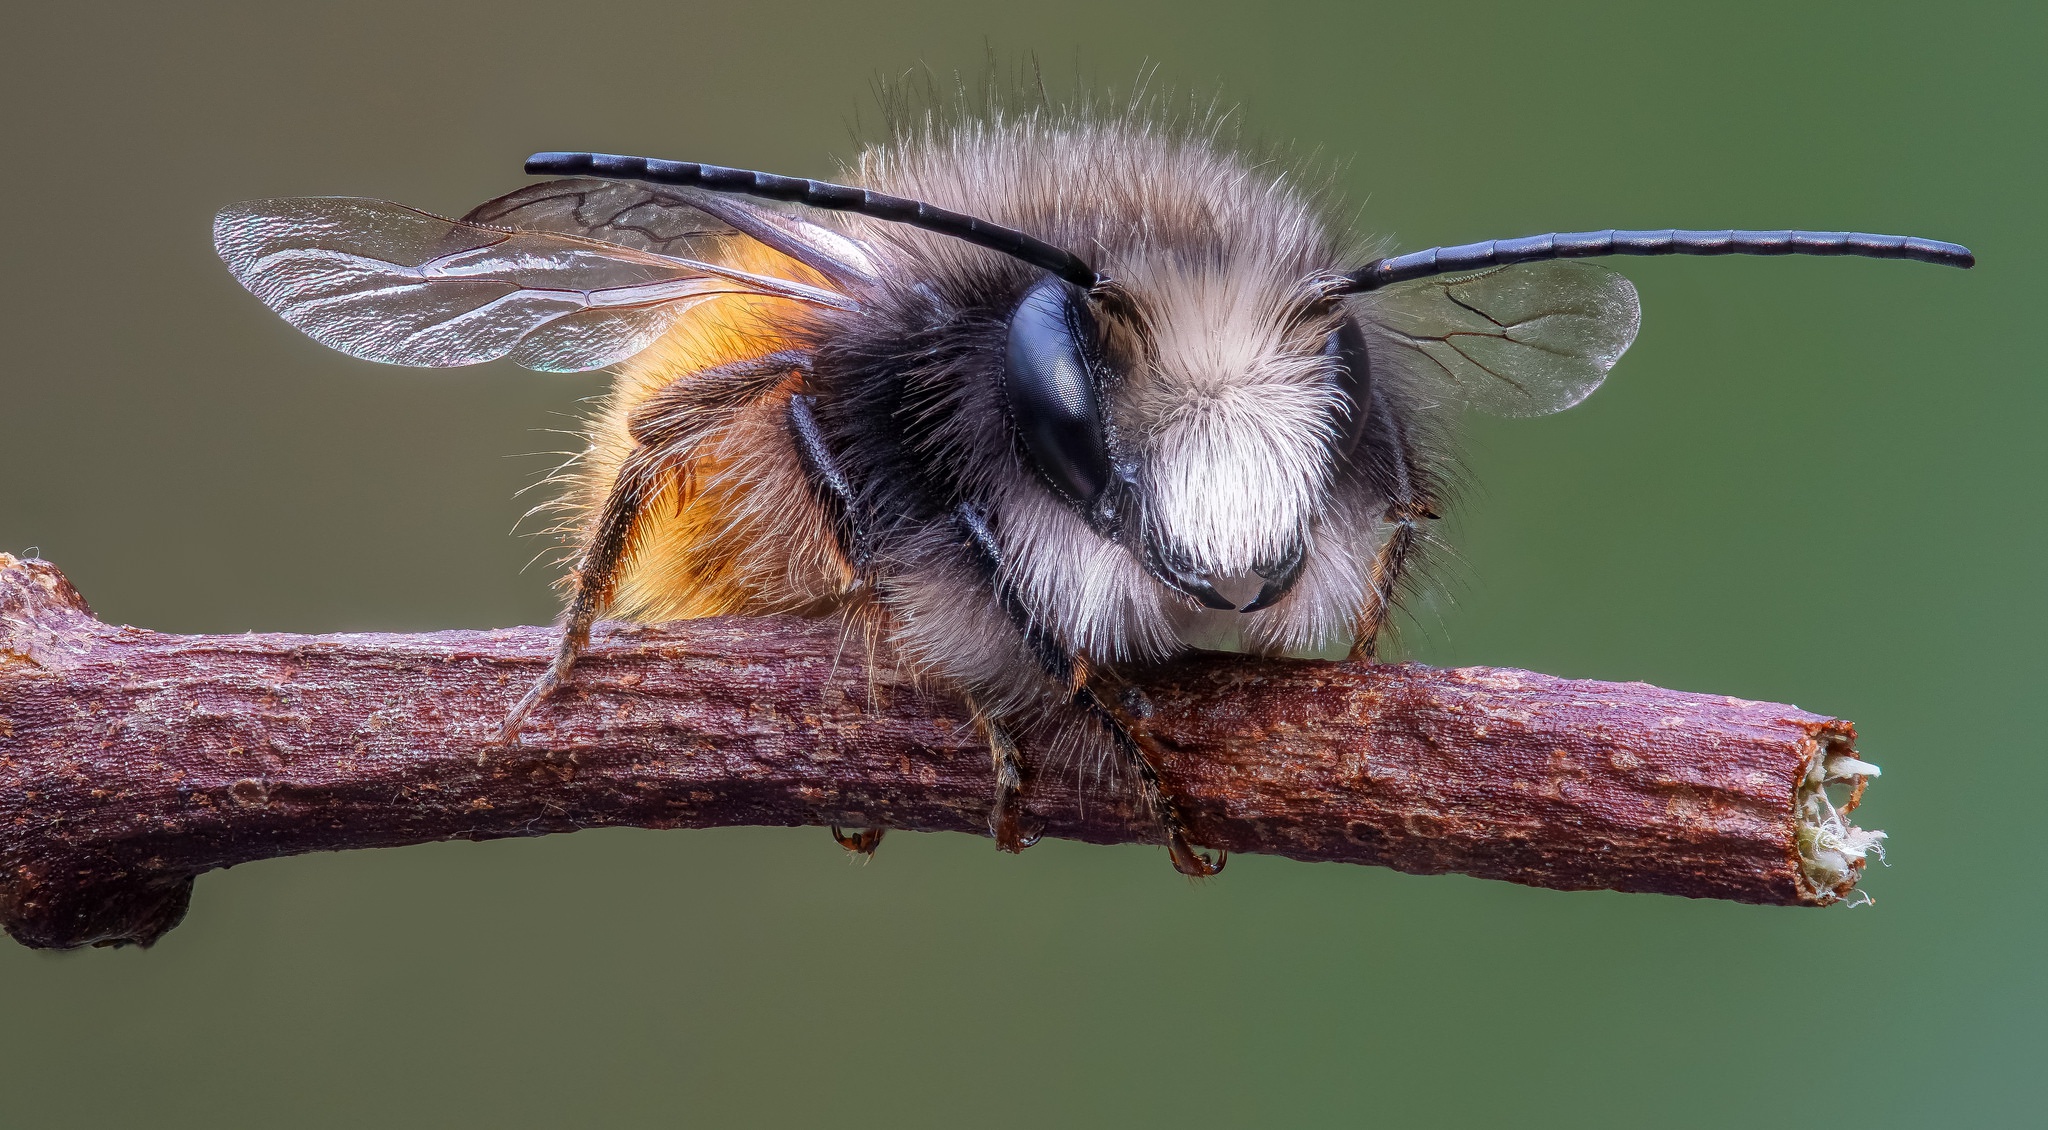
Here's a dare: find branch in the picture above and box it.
[0,554,1882,949]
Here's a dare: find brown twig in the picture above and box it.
[0,554,1882,949]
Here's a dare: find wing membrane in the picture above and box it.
[1357,260,1641,417]
[460,178,729,259]
[462,177,879,289]
[215,197,852,372]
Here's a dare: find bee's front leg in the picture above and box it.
[1349,386,1441,661]
[1077,684,1226,878]
[976,706,1042,853]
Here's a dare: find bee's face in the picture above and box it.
[1002,265,1360,618]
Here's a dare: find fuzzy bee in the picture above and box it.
[214,109,1971,875]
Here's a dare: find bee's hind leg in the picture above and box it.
[489,444,658,756]
[492,352,809,758]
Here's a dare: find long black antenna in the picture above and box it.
[1338,229,1974,293]
[526,151,1101,290]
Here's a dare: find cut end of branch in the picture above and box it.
[1795,724,1886,905]
[0,553,99,658]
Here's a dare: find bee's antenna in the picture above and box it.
[526,151,1103,291]
[1336,229,1974,293]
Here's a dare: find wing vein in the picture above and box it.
[1359,260,1641,417]
[216,193,860,371]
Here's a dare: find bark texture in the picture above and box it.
[0,554,1877,949]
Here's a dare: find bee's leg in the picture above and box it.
[494,352,811,753]
[492,443,664,750]
[974,705,1041,853]
[786,392,872,572]
[956,500,1221,872]
[786,390,896,853]
[1350,388,1441,662]
[1352,513,1421,661]
[1076,684,1225,878]
[950,502,1089,853]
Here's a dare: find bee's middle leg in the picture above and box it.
[787,391,895,856]
[972,704,1041,853]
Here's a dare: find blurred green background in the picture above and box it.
[3,2,2039,1126]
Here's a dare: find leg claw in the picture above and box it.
[981,711,1039,854]
[1167,828,1227,878]
[991,803,1044,854]
[484,667,567,763]
[831,825,885,857]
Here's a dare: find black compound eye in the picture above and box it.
[1003,276,1114,504]
[1324,316,1372,457]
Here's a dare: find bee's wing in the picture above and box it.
[458,178,730,259]
[214,197,854,373]
[460,177,881,290]
[1356,260,1641,417]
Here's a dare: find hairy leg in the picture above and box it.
[786,392,872,573]
[786,389,898,853]
[976,704,1040,853]
[491,447,652,750]
[948,502,1071,851]
[491,352,809,753]
[1077,684,1226,878]
[953,503,1222,873]
[1350,387,1441,661]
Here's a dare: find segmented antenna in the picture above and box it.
[1339,229,1974,292]
[526,151,1101,290]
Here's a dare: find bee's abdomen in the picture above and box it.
[570,245,853,624]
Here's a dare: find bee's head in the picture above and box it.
[828,116,1397,657]
[1002,268,1366,616]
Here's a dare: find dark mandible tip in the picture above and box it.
[524,151,1103,290]
[1336,228,1976,293]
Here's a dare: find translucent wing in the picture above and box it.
[214,197,853,373]
[461,178,880,289]
[460,178,728,258]
[1356,260,1641,417]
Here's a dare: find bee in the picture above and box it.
[214,108,1971,876]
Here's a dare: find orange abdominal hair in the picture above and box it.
[561,241,850,624]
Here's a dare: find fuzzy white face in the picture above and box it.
[1112,257,1378,662]
[1123,260,1344,585]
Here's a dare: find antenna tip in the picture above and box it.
[1904,236,1975,269]
[524,151,586,175]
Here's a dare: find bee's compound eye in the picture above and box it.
[1324,316,1372,457]
[1004,276,1113,505]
